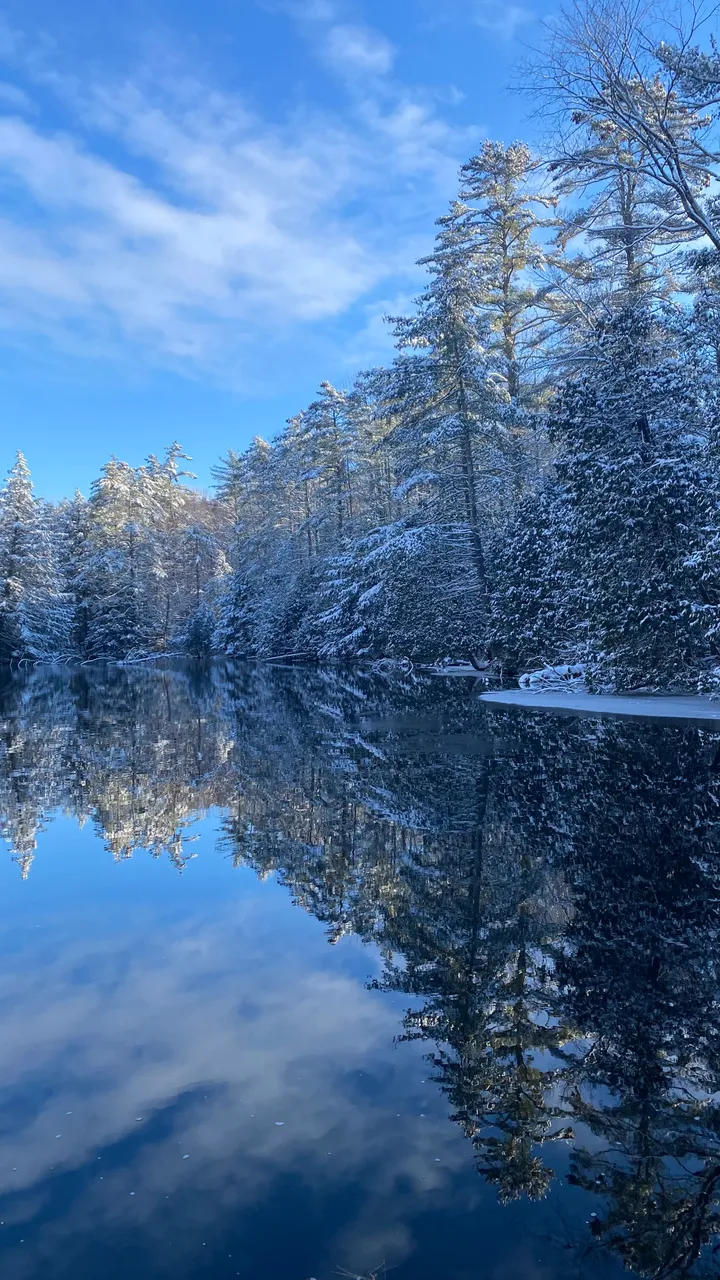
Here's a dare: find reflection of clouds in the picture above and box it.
[0,885,469,1277]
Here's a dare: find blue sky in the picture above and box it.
[0,0,553,499]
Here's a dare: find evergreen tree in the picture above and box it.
[57,490,91,657]
[0,454,71,662]
[487,481,575,671]
[535,0,720,254]
[548,303,720,689]
[291,383,359,551]
[385,201,507,626]
[83,459,154,659]
[459,142,558,488]
[549,82,708,307]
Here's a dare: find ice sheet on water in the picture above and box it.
[480,690,720,721]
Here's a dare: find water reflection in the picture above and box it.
[0,661,719,1278]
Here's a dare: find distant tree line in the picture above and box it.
[5,0,720,690]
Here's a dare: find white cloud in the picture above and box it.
[473,1,534,41]
[0,886,471,1278]
[269,0,341,20]
[0,79,33,110]
[323,23,396,76]
[341,290,417,368]
[0,24,480,382]
[0,105,376,367]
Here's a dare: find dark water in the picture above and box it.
[0,662,718,1280]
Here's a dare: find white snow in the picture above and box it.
[519,664,586,692]
[480,690,720,721]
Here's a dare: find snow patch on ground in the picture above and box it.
[480,690,720,721]
[518,664,586,692]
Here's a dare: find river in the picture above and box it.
[0,661,717,1280]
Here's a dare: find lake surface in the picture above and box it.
[0,661,718,1280]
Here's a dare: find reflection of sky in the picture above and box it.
[0,815,620,1280]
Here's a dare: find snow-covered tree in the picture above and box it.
[459,142,557,405]
[385,201,509,616]
[488,480,576,672]
[535,0,720,253]
[546,303,720,689]
[0,453,71,662]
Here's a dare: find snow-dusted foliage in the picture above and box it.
[297,521,481,661]
[0,445,230,665]
[550,305,720,691]
[487,481,576,672]
[0,454,72,662]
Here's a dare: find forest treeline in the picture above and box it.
[6,0,720,690]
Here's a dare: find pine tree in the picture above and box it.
[548,303,720,690]
[549,84,708,315]
[291,383,359,551]
[83,459,155,659]
[386,201,508,626]
[460,142,556,402]
[0,453,71,662]
[534,0,720,254]
[57,490,91,657]
[488,481,575,671]
[183,602,216,657]
[143,443,196,650]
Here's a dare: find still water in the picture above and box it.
[0,661,718,1280]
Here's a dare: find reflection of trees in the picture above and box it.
[0,664,237,870]
[0,671,76,877]
[553,722,720,1277]
[370,762,575,1204]
[2,665,720,1274]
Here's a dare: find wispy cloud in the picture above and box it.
[419,0,535,44]
[0,21,479,383]
[322,23,396,76]
[472,1,535,41]
[0,79,33,109]
[340,290,416,369]
[0,885,469,1279]
[0,93,376,367]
